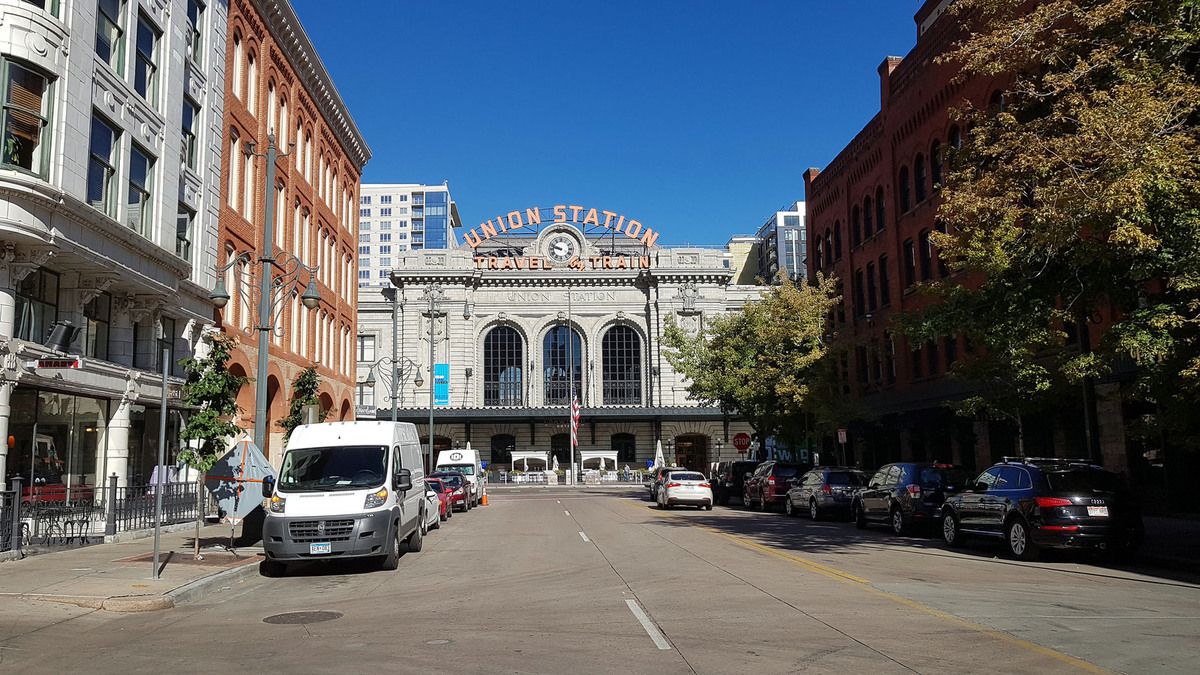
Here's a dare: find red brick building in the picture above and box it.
[802,0,1128,474]
[218,0,371,463]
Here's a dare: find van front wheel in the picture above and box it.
[379,524,401,571]
[405,519,424,553]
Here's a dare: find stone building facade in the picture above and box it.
[356,210,760,471]
[0,0,229,489]
[217,0,369,464]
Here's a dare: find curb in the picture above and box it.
[166,556,263,606]
[12,593,172,612]
[102,521,199,544]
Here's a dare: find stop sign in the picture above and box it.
[732,433,751,452]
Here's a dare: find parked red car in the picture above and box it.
[430,471,471,512]
[425,477,453,522]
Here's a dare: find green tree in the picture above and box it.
[179,331,247,559]
[905,0,1200,457]
[278,366,327,444]
[662,274,839,448]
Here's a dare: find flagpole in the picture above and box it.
[568,282,576,486]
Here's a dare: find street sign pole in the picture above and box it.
[152,346,169,580]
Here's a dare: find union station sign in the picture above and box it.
[462,203,661,249]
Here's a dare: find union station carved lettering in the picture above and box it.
[506,291,618,303]
[473,255,652,271]
[462,204,661,249]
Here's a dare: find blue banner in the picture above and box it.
[433,363,450,407]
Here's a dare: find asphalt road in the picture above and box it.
[2,487,1198,674]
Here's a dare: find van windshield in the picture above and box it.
[279,445,387,492]
[440,463,475,476]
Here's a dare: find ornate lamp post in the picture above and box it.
[208,132,320,453]
[421,283,444,471]
[361,356,423,421]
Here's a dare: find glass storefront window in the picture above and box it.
[14,267,58,342]
[4,389,108,493]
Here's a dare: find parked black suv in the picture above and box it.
[941,458,1144,560]
[710,460,761,506]
[853,462,972,535]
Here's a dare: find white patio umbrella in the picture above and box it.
[553,455,559,471]
[653,440,665,469]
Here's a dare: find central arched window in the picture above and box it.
[612,433,637,463]
[543,325,582,405]
[484,326,524,406]
[490,434,515,466]
[602,326,642,405]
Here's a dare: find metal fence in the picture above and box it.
[486,470,648,486]
[3,476,202,556]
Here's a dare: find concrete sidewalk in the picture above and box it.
[1141,515,1200,572]
[0,524,262,612]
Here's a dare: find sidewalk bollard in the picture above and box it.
[105,473,118,536]
[10,476,22,556]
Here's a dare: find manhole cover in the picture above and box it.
[263,610,343,625]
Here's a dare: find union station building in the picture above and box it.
[355,206,760,471]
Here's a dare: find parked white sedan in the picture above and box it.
[423,487,442,533]
[656,471,713,510]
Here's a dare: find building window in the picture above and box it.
[376,269,388,278]
[185,0,203,63]
[380,220,391,230]
[835,281,845,324]
[380,195,392,204]
[926,340,940,375]
[380,208,391,217]
[83,292,111,360]
[355,382,374,408]
[176,204,193,259]
[231,33,242,99]
[380,233,391,243]
[2,60,50,176]
[127,144,154,235]
[856,345,869,384]
[851,206,861,247]
[359,208,370,217]
[484,326,524,406]
[490,434,515,466]
[931,140,943,187]
[945,336,958,369]
[379,245,391,255]
[358,245,370,254]
[612,433,636,464]
[360,195,371,204]
[866,262,878,311]
[935,221,950,277]
[181,97,199,169]
[911,341,924,379]
[359,233,370,243]
[915,154,927,203]
[361,222,372,231]
[903,239,916,287]
[356,334,375,362]
[543,325,581,406]
[899,166,911,213]
[832,221,842,259]
[918,229,933,281]
[823,230,832,267]
[878,254,891,306]
[14,268,58,342]
[854,268,866,316]
[602,325,642,405]
[358,270,370,280]
[863,196,873,237]
[95,0,125,73]
[875,186,885,232]
[134,14,159,102]
[949,125,962,151]
[379,257,390,268]
[885,333,896,385]
[87,113,119,217]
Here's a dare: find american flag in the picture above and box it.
[570,395,581,448]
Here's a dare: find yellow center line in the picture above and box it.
[630,501,1110,674]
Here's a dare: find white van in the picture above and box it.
[261,421,425,575]
[435,448,485,507]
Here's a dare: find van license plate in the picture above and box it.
[310,542,332,555]
[1087,506,1109,517]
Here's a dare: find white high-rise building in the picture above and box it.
[0,0,228,488]
[357,183,461,288]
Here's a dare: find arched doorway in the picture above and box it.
[490,434,515,467]
[550,433,570,468]
[612,433,636,465]
[338,399,351,421]
[674,434,708,471]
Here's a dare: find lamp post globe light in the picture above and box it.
[208,132,320,454]
[358,355,423,422]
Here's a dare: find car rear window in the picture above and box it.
[669,472,706,482]
[773,466,800,479]
[1043,469,1123,493]
[827,472,864,486]
[919,467,972,489]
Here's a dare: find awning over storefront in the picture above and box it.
[510,450,549,471]
[580,450,619,469]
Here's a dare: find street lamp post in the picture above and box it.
[208,132,320,453]
[361,356,423,419]
[422,284,444,472]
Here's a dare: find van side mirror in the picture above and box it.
[262,475,275,498]
[395,468,412,492]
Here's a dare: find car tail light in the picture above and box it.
[665,482,680,489]
[1040,525,1079,532]
[1035,497,1073,508]
[700,483,711,489]
[822,484,833,495]
[767,476,776,486]
[906,484,922,498]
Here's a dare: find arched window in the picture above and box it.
[484,326,524,406]
[851,206,862,247]
[543,325,582,405]
[899,166,911,213]
[490,434,515,466]
[246,50,257,113]
[988,90,1006,113]
[875,186,886,231]
[602,326,642,405]
[232,33,243,99]
[863,196,873,237]
[823,230,833,266]
[914,153,927,203]
[949,125,962,151]
[814,239,823,271]
[550,433,570,467]
[612,433,636,464]
[931,140,943,187]
[833,221,842,259]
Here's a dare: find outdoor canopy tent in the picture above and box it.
[510,450,549,472]
[580,450,619,470]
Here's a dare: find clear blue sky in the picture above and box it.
[291,1,920,245]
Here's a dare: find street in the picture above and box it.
[2,488,1198,674]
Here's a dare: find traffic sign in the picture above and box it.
[732,433,751,452]
[837,428,848,444]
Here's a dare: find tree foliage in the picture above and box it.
[279,366,327,444]
[179,331,246,472]
[662,274,839,442]
[904,0,1200,443]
